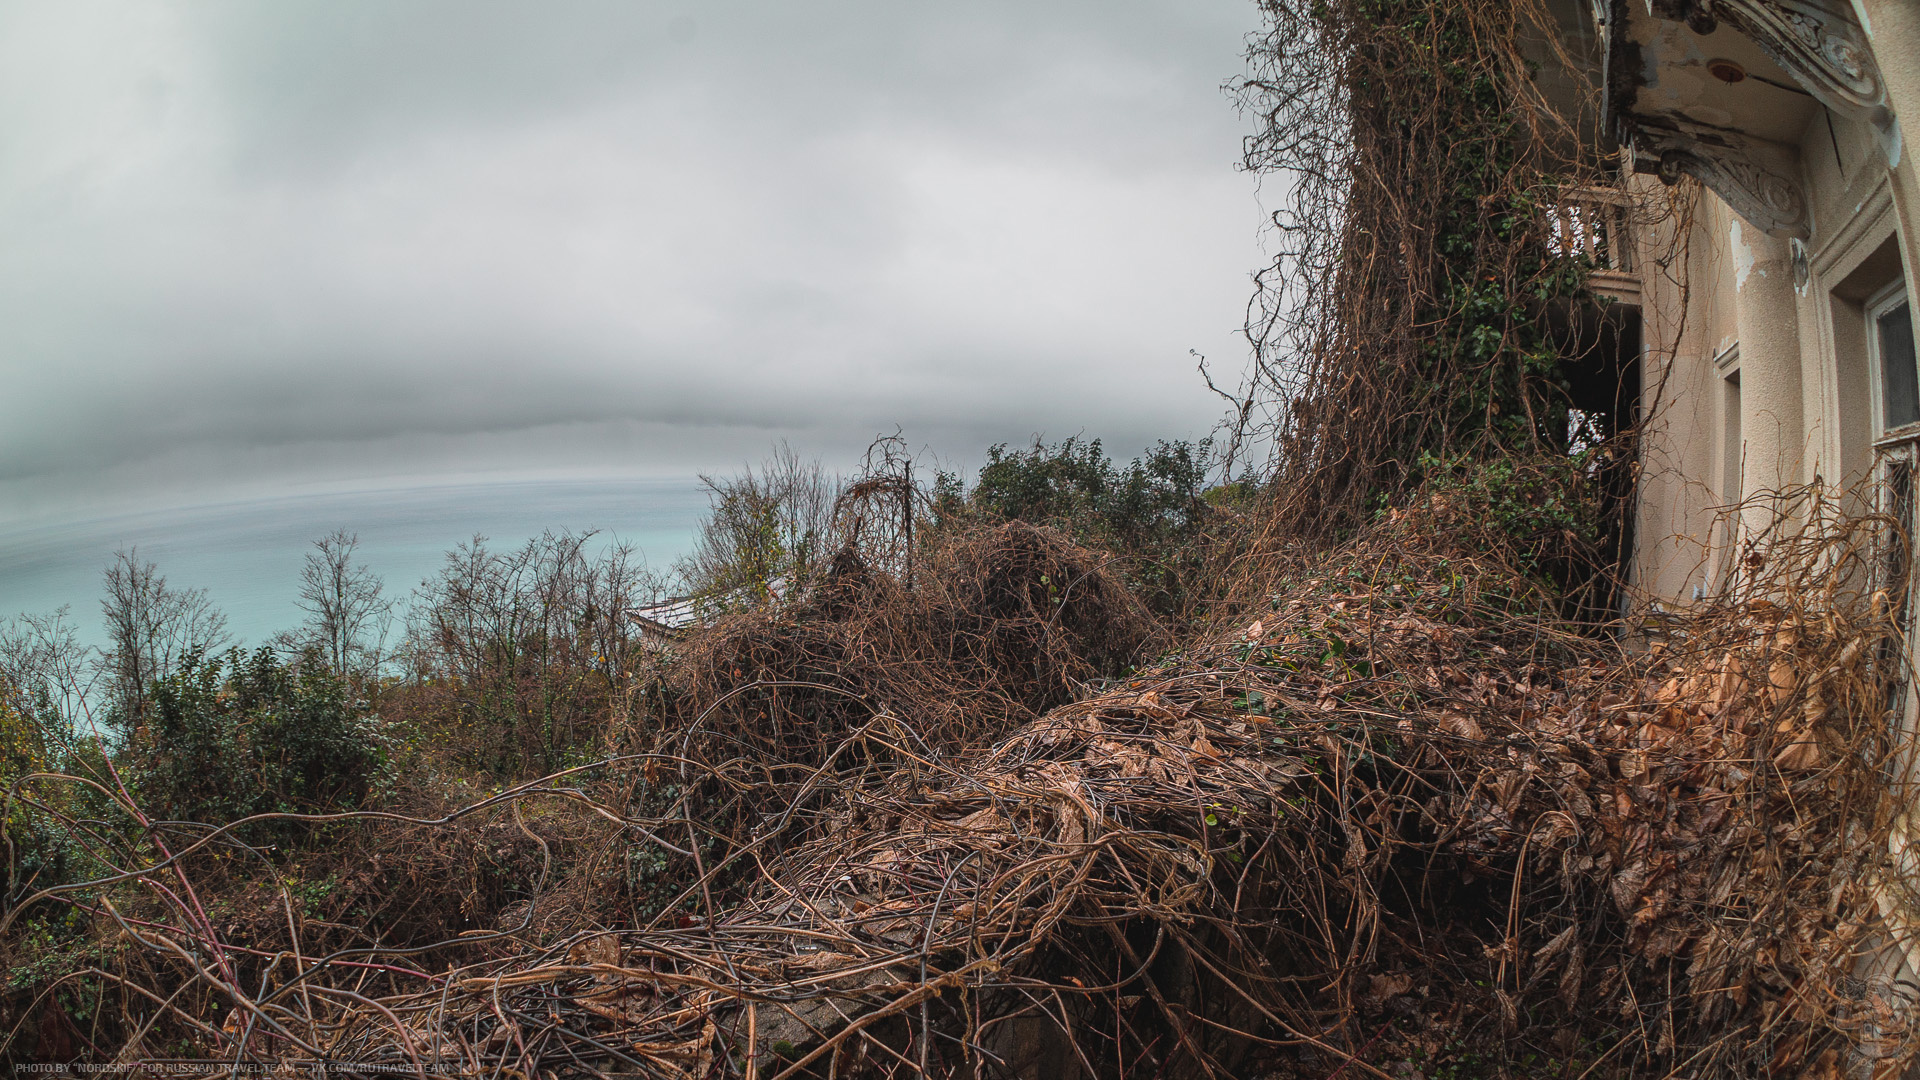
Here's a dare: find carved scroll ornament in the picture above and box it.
[1638,122,1812,238]
[1665,0,1897,154]
[1720,0,1889,115]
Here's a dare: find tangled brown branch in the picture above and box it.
[13,488,1914,1077]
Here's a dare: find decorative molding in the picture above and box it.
[1606,0,1905,240]
[1714,341,1743,375]
[1655,0,1899,161]
[1808,175,1891,278]
[1633,120,1812,238]
[1717,0,1887,118]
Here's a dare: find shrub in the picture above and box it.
[134,647,387,831]
[401,531,659,777]
[0,612,110,912]
[1395,451,1612,617]
[934,437,1216,616]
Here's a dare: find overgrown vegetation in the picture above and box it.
[0,432,1209,1066]
[398,530,659,776]
[933,437,1224,617]
[4,0,1912,1076]
[133,648,388,831]
[1231,0,1627,545]
[8,480,1904,1075]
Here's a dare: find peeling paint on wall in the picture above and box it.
[1732,219,1755,289]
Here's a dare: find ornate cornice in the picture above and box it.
[1715,0,1893,134]
[1603,0,1899,240]
[1648,0,1898,154]
[1635,120,1812,238]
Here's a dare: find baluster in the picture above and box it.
[1613,204,1631,272]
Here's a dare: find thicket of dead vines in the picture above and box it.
[631,521,1165,914]
[1225,0,1636,549]
[8,488,1916,1077]
[11,2,1918,1075]
[659,521,1159,776]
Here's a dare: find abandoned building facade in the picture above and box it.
[1542,0,1919,603]
[1543,0,1920,607]
[1539,0,1920,1019]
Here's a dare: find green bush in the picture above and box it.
[1406,451,1600,550]
[134,647,387,832]
[1396,451,1612,617]
[934,437,1216,616]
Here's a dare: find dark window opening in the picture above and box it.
[1881,299,1919,431]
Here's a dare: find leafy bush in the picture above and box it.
[933,437,1216,616]
[133,647,387,831]
[1405,452,1599,548]
[1394,451,1612,617]
[1,612,112,913]
[0,689,65,907]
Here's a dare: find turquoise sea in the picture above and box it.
[0,477,710,651]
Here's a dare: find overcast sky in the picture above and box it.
[0,0,1267,526]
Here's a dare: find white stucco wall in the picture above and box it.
[1629,8,1920,608]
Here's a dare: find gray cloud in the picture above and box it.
[0,0,1263,522]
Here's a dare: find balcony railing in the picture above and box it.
[1549,186,1634,273]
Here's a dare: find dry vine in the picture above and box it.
[8,491,1918,1077]
[1223,0,1653,551]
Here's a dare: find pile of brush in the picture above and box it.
[653,520,1161,800]
[190,495,1914,1079]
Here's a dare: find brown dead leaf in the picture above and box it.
[1714,653,1745,709]
[569,935,622,968]
[632,1018,717,1080]
[1445,712,1484,740]
[953,807,1006,832]
[1772,731,1821,771]
[1768,658,1799,708]
[1363,972,1414,1010]
[1086,739,1151,777]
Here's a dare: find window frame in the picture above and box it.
[1713,344,1742,505]
[1867,276,1920,750]
[1868,278,1920,447]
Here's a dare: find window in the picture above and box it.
[1722,366,1742,504]
[1870,281,1920,439]
[1869,280,1920,677]
[1709,349,1743,596]
[1713,344,1742,504]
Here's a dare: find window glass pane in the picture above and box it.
[1882,300,1919,430]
